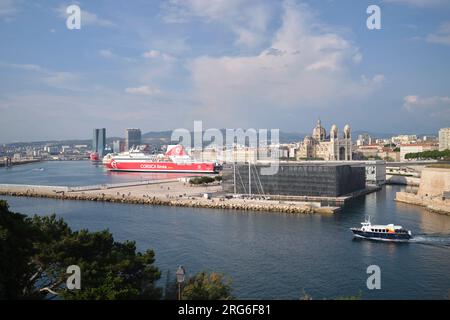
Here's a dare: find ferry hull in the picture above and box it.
[106,160,218,174]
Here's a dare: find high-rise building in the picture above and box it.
[125,128,142,150]
[356,133,372,146]
[439,128,450,151]
[93,128,106,157]
[113,140,125,153]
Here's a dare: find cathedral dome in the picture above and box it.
[312,119,326,141]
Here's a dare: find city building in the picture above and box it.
[44,145,59,155]
[113,140,125,153]
[295,120,352,161]
[391,135,417,145]
[222,162,366,197]
[92,128,106,157]
[354,145,382,159]
[356,133,372,146]
[422,135,437,142]
[439,128,450,151]
[125,128,142,151]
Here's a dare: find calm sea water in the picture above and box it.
[0,161,197,186]
[1,162,450,299]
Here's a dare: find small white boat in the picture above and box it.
[351,217,412,241]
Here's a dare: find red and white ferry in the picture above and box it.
[103,145,220,174]
[90,152,100,162]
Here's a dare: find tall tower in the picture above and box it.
[330,124,338,161]
[343,124,352,161]
[93,128,106,157]
[125,128,142,151]
[439,128,450,151]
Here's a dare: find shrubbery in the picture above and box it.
[405,149,450,160]
[189,176,221,185]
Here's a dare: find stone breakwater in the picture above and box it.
[396,192,450,216]
[0,185,338,215]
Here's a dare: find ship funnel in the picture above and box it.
[165,145,187,156]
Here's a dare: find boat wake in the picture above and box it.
[410,234,450,247]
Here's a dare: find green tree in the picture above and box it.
[0,201,162,300]
[163,269,179,300]
[0,200,41,299]
[182,272,233,300]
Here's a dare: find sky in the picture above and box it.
[0,0,449,143]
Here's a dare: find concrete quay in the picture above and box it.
[0,181,339,215]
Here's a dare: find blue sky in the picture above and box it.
[0,0,449,142]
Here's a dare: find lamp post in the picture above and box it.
[176,265,186,300]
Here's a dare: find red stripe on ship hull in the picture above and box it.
[106,161,217,173]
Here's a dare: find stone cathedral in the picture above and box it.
[296,119,352,161]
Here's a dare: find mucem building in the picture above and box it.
[222,163,366,197]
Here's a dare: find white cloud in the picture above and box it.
[0,62,44,72]
[125,86,161,96]
[99,49,134,62]
[143,50,161,58]
[384,0,448,7]
[0,62,82,90]
[187,1,380,126]
[0,0,19,17]
[426,21,450,46]
[142,50,176,62]
[163,0,273,47]
[99,49,115,58]
[403,95,450,119]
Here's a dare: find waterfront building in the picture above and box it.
[44,145,60,155]
[438,128,450,151]
[125,128,142,151]
[295,120,352,161]
[222,162,366,197]
[92,128,106,157]
[354,145,382,159]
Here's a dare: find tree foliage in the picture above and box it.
[0,200,162,300]
[0,200,41,299]
[405,149,450,160]
[181,272,233,300]
[189,176,216,185]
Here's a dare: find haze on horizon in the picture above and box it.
[0,0,449,143]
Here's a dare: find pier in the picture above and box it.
[0,180,339,214]
[0,158,41,167]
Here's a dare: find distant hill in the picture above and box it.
[142,130,306,145]
[5,129,436,146]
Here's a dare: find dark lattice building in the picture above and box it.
[222,162,366,197]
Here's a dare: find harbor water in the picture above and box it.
[1,161,449,299]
